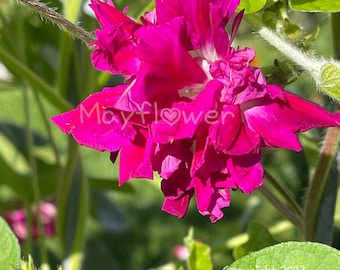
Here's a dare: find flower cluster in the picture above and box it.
[51,0,340,222]
[3,202,56,242]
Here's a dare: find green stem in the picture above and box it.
[69,161,88,270]
[56,138,79,251]
[23,84,49,268]
[31,88,62,173]
[57,34,74,99]
[331,13,340,59]
[23,203,33,258]
[303,13,340,242]
[57,0,84,99]
[259,185,303,231]
[265,171,303,217]
[56,139,88,270]
[18,0,95,44]
[0,49,72,111]
[304,127,340,240]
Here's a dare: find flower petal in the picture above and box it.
[153,140,193,179]
[119,129,154,184]
[90,0,138,33]
[209,104,241,152]
[131,17,207,104]
[50,86,135,152]
[161,162,194,218]
[194,174,231,222]
[227,152,264,194]
[161,193,193,218]
[244,91,340,151]
[227,122,260,155]
[91,25,140,75]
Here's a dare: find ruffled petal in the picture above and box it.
[194,174,231,222]
[90,0,138,33]
[91,25,140,75]
[131,17,207,104]
[153,140,193,179]
[227,152,264,194]
[210,0,240,57]
[227,122,260,155]
[50,86,135,152]
[161,193,193,218]
[150,79,223,144]
[244,91,340,151]
[119,129,154,184]
[209,104,241,152]
[161,162,195,218]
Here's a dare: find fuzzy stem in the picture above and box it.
[304,127,340,240]
[18,0,95,44]
[245,14,325,82]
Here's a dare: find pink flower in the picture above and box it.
[172,244,190,261]
[51,0,340,222]
[3,202,57,242]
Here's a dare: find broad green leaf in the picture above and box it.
[289,0,340,12]
[320,63,340,102]
[234,222,278,259]
[227,242,340,269]
[238,0,267,14]
[184,229,212,270]
[0,217,20,270]
[0,131,31,175]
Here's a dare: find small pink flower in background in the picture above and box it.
[51,0,340,222]
[172,245,190,261]
[3,202,57,242]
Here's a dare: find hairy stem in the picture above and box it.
[304,127,340,240]
[18,0,95,44]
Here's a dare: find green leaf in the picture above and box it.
[238,0,267,14]
[320,63,340,102]
[184,228,213,270]
[289,0,340,12]
[234,222,278,259]
[226,242,340,269]
[0,217,20,270]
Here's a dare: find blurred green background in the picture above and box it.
[0,0,339,269]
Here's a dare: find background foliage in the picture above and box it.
[1,0,340,269]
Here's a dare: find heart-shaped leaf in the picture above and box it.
[226,241,340,269]
[0,217,20,270]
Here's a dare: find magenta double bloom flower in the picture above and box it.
[52,0,340,222]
